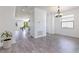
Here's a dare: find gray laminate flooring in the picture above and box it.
[0,30,79,53]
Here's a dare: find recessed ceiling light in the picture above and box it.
[22,9,25,11]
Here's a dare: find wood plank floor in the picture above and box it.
[0,30,79,53]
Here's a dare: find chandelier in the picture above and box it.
[55,6,63,18]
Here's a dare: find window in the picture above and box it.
[61,15,74,29]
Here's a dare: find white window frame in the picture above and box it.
[61,15,74,29]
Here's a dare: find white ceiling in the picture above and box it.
[36,6,79,13]
[16,6,79,14]
[15,6,33,18]
[16,6,79,13]
[15,6,79,19]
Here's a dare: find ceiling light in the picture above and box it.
[55,6,63,18]
[22,9,25,11]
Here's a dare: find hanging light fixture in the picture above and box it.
[55,6,63,18]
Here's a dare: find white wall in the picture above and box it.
[30,9,34,37]
[55,8,79,38]
[0,7,16,45]
[46,12,55,34]
[0,6,16,34]
[34,8,46,38]
[30,8,47,38]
